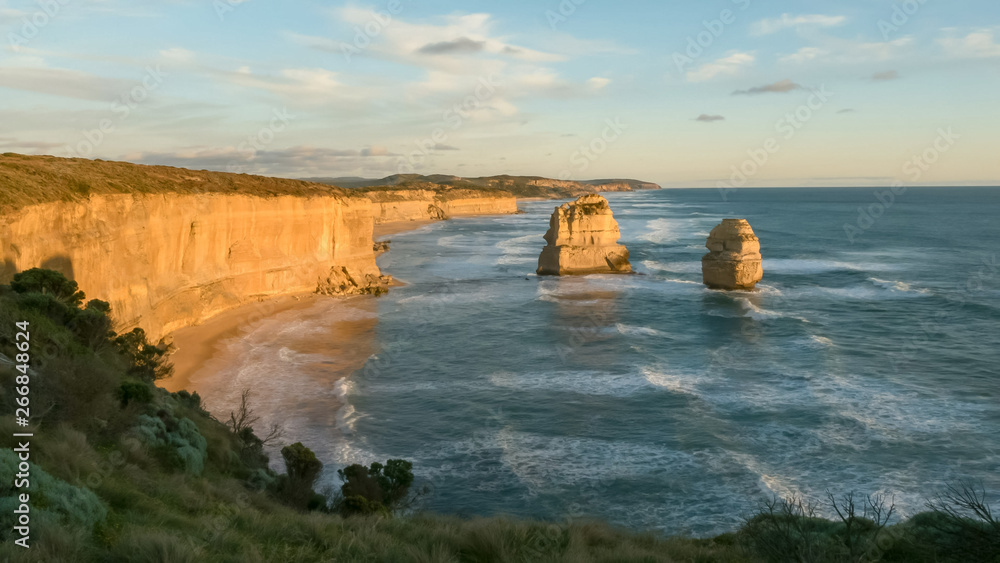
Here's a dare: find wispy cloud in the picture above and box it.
[732,79,802,95]
[686,51,755,82]
[752,14,847,36]
[938,28,1000,58]
[780,47,828,64]
[417,37,486,55]
[0,65,135,101]
[127,145,402,178]
[695,114,725,122]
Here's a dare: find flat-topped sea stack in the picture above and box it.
[702,219,763,290]
[537,195,632,276]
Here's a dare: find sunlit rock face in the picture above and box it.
[702,219,763,290]
[537,195,632,276]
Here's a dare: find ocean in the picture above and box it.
[192,187,1000,536]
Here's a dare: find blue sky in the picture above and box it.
[1,0,998,187]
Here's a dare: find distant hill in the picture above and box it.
[304,174,661,199]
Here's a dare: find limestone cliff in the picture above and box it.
[702,219,763,290]
[537,195,631,276]
[363,188,519,223]
[0,193,383,342]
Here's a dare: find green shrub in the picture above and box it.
[114,328,172,382]
[280,443,323,510]
[0,449,107,534]
[133,411,208,476]
[117,379,154,407]
[10,268,86,307]
[337,459,415,517]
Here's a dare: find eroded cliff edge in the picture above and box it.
[0,155,518,342]
[1,193,382,342]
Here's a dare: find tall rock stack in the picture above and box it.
[702,219,763,290]
[537,194,632,276]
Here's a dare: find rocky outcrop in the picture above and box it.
[317,266,391,297]
[537,195,631,276]
[702,219,763,290]
[0,193,381,342]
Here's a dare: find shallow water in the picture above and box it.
[198,187,1000,535]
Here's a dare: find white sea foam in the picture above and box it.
[641,218,677,243]
[642,260,701,274]
[869,277,930,294]
[641,365,704,396]
[615,324,664,337]
[764,259,905,275]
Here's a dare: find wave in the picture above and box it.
[763,259,905,275]
[642,260,701,274]
[869,277,930,295]
[641,366,704,396]
[640,218,678,243]
[614,323,664,337]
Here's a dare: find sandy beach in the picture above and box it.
[159,219,431,395]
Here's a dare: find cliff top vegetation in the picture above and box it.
[0,153,349,211]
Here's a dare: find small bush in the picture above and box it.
[337,459,415,517]
[280,443,323,510]
[117,379,154,407]
[133,411,208,476]
[0,449,107,534]
[10,268,86,307]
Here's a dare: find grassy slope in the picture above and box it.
[0,154,351,212]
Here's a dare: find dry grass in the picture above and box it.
[0,153,346,211]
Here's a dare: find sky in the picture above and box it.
[1,0,998,187]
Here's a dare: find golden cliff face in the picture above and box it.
[0,188,521,342]
[0,193,381,342]
[365,190,519,223]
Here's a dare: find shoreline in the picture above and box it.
[159,218,435,394]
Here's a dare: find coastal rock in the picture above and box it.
[317,266,392,297]
[537,195,631,276]
[701,219,763,290]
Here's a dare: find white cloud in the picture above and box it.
[686,51,755,82]
[752,14,847,36]
[938,28,1000,59]
[587,77,611,90]
[779,37,912,65]
[780,47,829,64]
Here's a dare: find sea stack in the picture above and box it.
[702,219,763,290]
[537,194,632,276]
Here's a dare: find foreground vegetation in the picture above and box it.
[1,269,997,562]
